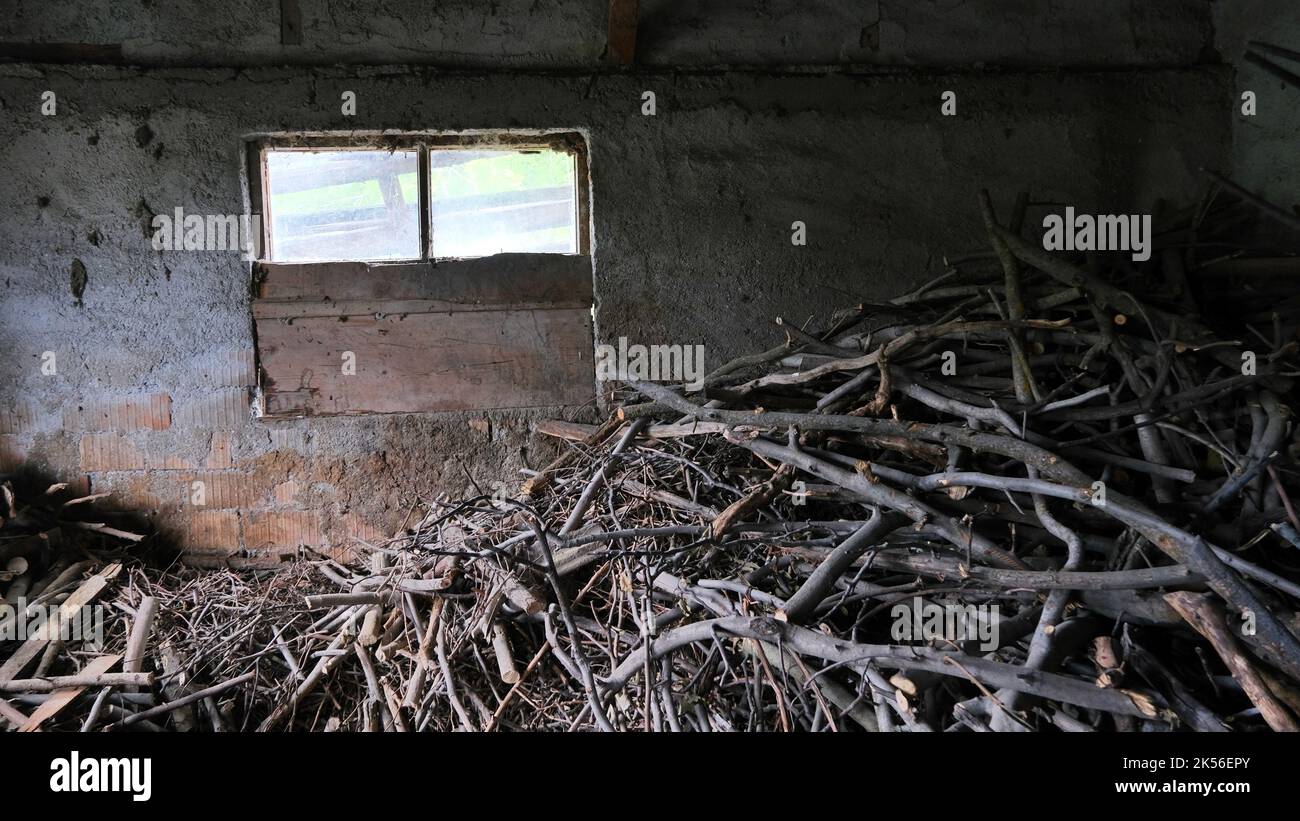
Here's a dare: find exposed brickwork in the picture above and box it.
[170,510,242,554]
[336,511,390,545]
[40,392,559,559]
[244,509,323,551]
[0,402,40,435]
[63,394,172,431]
[267,427,308,452]
[90,472,166,509]
[173,389,250,429]
[272,478,299,505]
[79,432,215,472]
[204,431,235,469]
[195,349,257,388]
[178,472,256,509]
[79,433,147,471]
[0,435,29,472]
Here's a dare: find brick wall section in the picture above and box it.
[165,510,242,554]
[2,366,565,563]
[79,433,148,471]
[244,510,322,553]
[0,348,353,560]
[64,394,172,431]
[205,431,234,469]
[0,401,39,435]
[0,435,28,473]
[173,388,250,430]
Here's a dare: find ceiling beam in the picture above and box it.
[606,0,638,65]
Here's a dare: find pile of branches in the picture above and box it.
[5,184,1300,732]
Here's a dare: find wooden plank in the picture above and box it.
[253,297,589,321]
[280,0,303,45]
[257,308,594,416]
[19,654,121,732]
[255,254,593,304]
[0,563,122,683]
[607,0,639,65]
[0,697,30,729]
[536,419,730,441]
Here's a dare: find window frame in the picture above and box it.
[246,131,591,264]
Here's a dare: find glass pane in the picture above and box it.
[266,150,420,262]
[429,149,577,257]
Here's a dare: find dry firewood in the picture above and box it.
[522,414,622,498]
[602,616,1162,720]
[1164,592,1300,732]
[123,595,159,689]
[778,509,908,623]
[0,563,122,683]
[620,381,1300,682]
[1120,627,1228,731]
[479,563,545,615]
[0,697,31,729]
[491,622,520,684]
[154,641,196,732]
[258,626,356,732]
[108,671,257,731]
[707,463,796,539]
[1,671,151,693]
[20,654,123,732]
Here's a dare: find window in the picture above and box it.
[256,134,586,262]
[265,149,420,262]
[428,149,578,257]
[247,133,594,418]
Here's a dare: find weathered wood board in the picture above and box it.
[255,254,592,305]
[258,308,594,415]
[254,255,595,416]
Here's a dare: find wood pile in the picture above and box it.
[4,183,1300,732]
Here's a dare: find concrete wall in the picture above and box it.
[0,4,1236,563]
[1215,1,1300,205]
[1,0,1216,68]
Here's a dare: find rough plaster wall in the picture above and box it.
[1,0,1215,68]
[0,65,1231,562]
[638,0,1216,67]
[1215,0,1300,207]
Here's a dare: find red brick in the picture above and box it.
[337,512,389,545]
[272,479,300,505]
[79,433,146,471]
[80,433,211,472]
[174,510,241,553]
[197,349,257,388]
[0,435,27,472]
[91,472,165,509]
[173,389,250,429]
[177,472,262,509]
[151,451,201,471]
[244,510,322,550]
[204,431,234,468]
[62,475,93,497]
[268,426,308,452]
[63,394,171,431]
[0,402,38,435]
